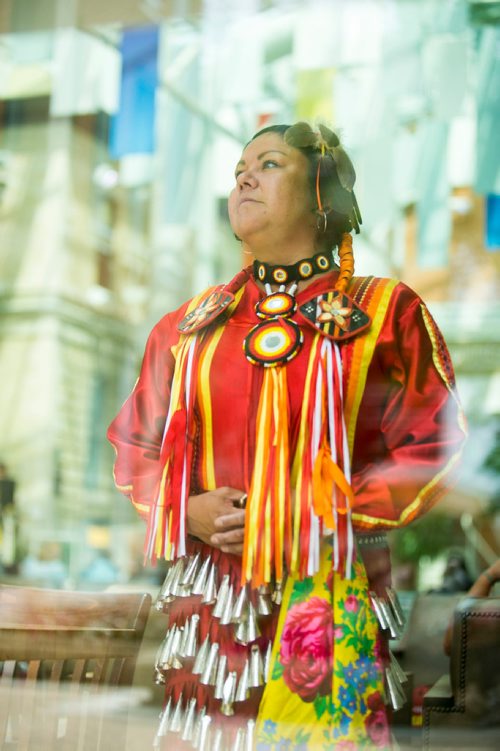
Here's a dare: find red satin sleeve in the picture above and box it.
[107,312,181,520]
[351,284,467,529]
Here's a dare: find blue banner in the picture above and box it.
[486,194,500,250]
[109,26,159,158]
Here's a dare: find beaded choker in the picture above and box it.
[253,251,336,286]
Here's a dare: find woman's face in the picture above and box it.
[228,132,315,246]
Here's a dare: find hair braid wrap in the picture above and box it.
[334,233,354,293]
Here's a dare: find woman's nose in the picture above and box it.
[237,169,257,188]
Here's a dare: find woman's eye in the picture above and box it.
[263,159,279,169]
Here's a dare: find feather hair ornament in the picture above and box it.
[284,122,361,231]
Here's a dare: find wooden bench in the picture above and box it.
[0,585,151,750]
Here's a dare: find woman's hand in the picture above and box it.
[187,487,246,555]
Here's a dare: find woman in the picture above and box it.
[108,122,466,750]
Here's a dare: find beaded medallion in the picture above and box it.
[244,318,303,367]
[244,286,303,367]
[177,288,235,334]
[298,290,371,341]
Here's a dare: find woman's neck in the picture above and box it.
[242,237,320,266]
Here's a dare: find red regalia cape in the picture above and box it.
[107,268,466,748]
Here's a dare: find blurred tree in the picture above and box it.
[391,513,459,564]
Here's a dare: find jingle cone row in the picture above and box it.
[154,695,256,751]
[155,554,281,643]
[368,588,408,711]
[369,587,406,640]
[154,552,278,745]
[155,553,217,608]
[155,626,272,713]
[384,653,408,712]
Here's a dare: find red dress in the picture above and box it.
[107,269,465,745]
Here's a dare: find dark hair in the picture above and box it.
[250,124,358,251]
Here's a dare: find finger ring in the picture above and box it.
[235,493,247,509]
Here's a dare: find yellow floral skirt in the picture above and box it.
[256,543,391,750]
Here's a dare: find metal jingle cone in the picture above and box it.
[257,591,273,616]
[246,601,261,643]
[235,659,250,703]
[169,625,184,669]
[164,558,186,602]
[201,562,218,605]
[200,642,219,685]
[197,714,212,751]
[235,617,249,645]
[390,650,408,683]
[214,654,228,700]
[177,553,200,597]
[386,587,406,627]
[155,563,175,609]
[369,591,389,631]
[249,644,264,688]
[385,667,406,712]
[192,555,212,596]
[211,727,224,751]
[168,692,185,733]
[220,585,235,626]
[183,613,200,659]
[220,671,237,716]
[245,719,255,751]
[159,625,177,670]
[263,641,272,682]
[271,582,283,605]
[212,575,230,619]
[192,706,206,748]
[181,552,200,587]
[155,628,172,670]
[192,633,211,675]
[233,727,246,751]
[378,598,401,639]
[156,697,172,738]
[173,557,191,597]
[231,585,248,623]
[178,618,190,657]
[154,668,166,685]
[173,556,196,597]
[180,697,197,742]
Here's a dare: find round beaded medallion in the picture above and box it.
[255,292,296,320]
[244,318,303,367]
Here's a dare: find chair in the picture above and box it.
[0,585,151,750]
[422,596,500,750]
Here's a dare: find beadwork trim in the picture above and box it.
[253,251,336,286]
[355,532,388,548]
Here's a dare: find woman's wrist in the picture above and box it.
[481,569,497,586]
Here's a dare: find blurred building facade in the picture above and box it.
[0,0,499,584]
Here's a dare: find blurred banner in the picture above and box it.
[109,25,159,159]
[486,195,500,251]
